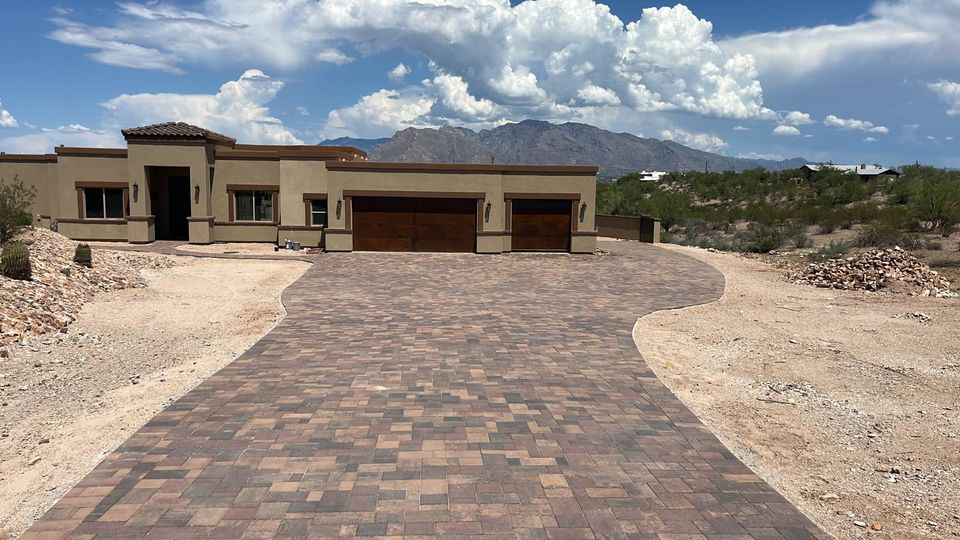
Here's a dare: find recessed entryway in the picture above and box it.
[147,166,191,241]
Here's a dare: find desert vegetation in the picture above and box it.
[597,165,960,256]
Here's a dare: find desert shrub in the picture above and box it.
[73,243,92,267]
[739,223,784,253]
[925,240,943,251]
[1,241,32,280]
[0,176,37,244]
[854,222,906,248]
[808,241,849,261]
[909,173,960,236]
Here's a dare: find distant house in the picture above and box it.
[801,163,901,181]
[635,170,667,181]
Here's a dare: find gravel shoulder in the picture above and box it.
[635,244,959,540]
[0,255,309,538]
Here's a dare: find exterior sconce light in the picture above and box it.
[132,182,139,201]
[484,201,492,222]
[579,201,587,222]
[336,198,343,219]
[194,184,200,203]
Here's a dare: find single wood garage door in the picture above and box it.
[511,199,572,251]
[352,197,476,252]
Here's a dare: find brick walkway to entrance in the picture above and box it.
[24,242,825,539]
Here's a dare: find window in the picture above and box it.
[310,200,328,227]
[84,188,125,219]
[234,191,274,222]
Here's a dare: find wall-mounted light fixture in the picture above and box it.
[132,182,139,202]
[484,201,492,222]
[194,184,200,203]
[579,201,587,222]
[336,198,343,219]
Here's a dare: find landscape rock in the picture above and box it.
[0,228,174,346]
[791,247,956,297]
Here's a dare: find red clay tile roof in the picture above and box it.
[121,122,236,144]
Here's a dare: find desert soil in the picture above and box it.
[0,255,309,538]
[635,243,959,540]
[173,242,310,257]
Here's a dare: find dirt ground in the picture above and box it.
[174,242,311,257]
[0,255,309,538]
[635,243,959,540]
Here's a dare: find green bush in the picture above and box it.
[854,223,905,248]
[808,241,848,261]
[1,241,32,280]
[740,223,784,253]
[0,176,37,244]
[73,243,92,268]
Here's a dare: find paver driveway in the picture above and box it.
[24,241,826,539]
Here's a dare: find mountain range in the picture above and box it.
[320,120,807,178]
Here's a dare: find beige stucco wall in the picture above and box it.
[503,174,597,233]
[212,158,280,221]
[279,160,327,227]
[0,160,57,218]
[57,221,128,241]
[214,224,278,243]
[127,143,211,220]
[56,155,128,219]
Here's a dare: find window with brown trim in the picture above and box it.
[83,188,126,219]
[309,200,328,227]
[233,190,274,222]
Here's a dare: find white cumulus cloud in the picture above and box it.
[863,136,878,142]
[660,128,728,152]
[324,89,437,139]
[782,111,815,126]
[389,63,411,83]
[928,80,960,115]
[0,99,17,128]
[0,124,121,154]
[425,74,499,120]
[101,69,302,144]
[824,114,889,134]
[732,125,750,131]
[48,1,778,128]
[773,125,802,136]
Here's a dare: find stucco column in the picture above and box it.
[186,161,214,244]
[126,149,155,243]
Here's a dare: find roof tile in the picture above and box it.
[121,122,236,144]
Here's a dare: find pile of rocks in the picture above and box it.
[792,247,956,297]
[0,228,174,346]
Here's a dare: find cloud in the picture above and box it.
[295,106,309,116]
[49,1,777,125]
[0,98,17,128]
[0,124,121,154]
[314,48,353,65]
[721,0,960,78]
[732,125,750,131]
[425,74,499,120]
[102,69,302,144]
[824,114,889,134]
[389,63,411,83]
[773,125,802,136]
[928,80,960,115]
[324,89,436,139]
[863,136,878,142]
[660,128,728,152]
[782,111,814,126]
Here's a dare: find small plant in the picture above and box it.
[0,176,38,244]
[1,242,32,280]
[741,223,784,253]
[60,267,71,277]
[854,223,904,248]
[73,243,92,268]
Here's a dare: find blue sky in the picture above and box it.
[0,0,957,167]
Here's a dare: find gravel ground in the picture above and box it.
[635,244,959,540]
[174,242,309,256]
[0,255,309,538]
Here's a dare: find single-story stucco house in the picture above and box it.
[0,122,598,254]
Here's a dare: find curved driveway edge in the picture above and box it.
[23,241,827,539]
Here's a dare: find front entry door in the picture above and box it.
[167,176,191,241]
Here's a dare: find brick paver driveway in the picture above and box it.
[24,241,825,539]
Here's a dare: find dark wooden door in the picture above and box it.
[511,199,572,251]
[352,197,476,252]
[167,176,191,241]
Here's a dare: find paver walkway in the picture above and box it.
[24,241,826,539]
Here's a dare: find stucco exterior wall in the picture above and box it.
[56,155,128,219]
[0,160,57,218]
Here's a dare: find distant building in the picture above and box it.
[801,163,901,181]
[635,170,667,181]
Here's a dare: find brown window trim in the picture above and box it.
[76,183,129,221]
[303,194,329,228]
[226,186,280,224]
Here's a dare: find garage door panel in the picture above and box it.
[511,199,572,251]
[353,196,476,252]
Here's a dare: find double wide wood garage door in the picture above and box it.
[352,197,477,252]
[511,199,572,251]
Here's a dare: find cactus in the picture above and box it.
[1,242,32,280]
[73,243,92,268]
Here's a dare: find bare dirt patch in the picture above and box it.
[635,244,959,540]
[0,256,309,538]
[174,242,308,257]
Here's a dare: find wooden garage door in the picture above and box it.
[352,197,476,252]
[511,199,572,251]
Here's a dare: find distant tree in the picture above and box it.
[909,171,960,236]
[0,176,38,244]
